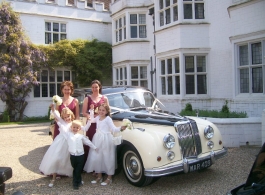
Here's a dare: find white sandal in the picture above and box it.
[101,178,112,186]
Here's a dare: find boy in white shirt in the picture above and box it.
[68,120,97,190]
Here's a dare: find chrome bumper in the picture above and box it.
[144,147,228,177]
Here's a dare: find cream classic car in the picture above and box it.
[74,86,228,187]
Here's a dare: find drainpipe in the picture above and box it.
[149,7,157,97]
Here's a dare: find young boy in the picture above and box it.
[67,120,97,190]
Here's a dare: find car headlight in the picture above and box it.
[167,151,175,160]
[207,141,214,149]
[204,125,214,139]
[163,134,175,149]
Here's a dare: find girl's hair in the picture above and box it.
[72,120,82,128]
[91,80,102,94]
[99,103,111,117]
[61,107,75,120]
[61,81,74,96]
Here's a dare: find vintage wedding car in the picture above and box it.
[71,86,227,187]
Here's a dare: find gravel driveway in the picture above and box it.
[0,123,260,195]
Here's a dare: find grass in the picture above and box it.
[0,116,51,125]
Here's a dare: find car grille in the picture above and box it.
[174,119,202,158]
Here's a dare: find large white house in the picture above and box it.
[0,0,265,118]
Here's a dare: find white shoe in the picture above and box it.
[91,177,102,184]
[101,178,112,186]
[48,180,55,187]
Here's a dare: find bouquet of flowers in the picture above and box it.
[94,107,98,114]
[49,110,60,120]
[52,95,62,106]
[122,119,133,130]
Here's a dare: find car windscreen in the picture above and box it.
[106,91,155,109]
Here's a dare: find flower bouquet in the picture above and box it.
[122,119,133,130]
[52,95,62,106]
[49,110,60,120]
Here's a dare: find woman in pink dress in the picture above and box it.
[53,81,80,140]
[82,80,109,166]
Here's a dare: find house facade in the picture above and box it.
[0,0,264,118]
[111,0,265,117]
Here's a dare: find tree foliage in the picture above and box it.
[39,39,112,86]
[0,2,47,121]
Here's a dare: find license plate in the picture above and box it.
[189,159,211,172]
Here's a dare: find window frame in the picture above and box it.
[115,66,127,86]
[159,56,181,95]
[115,15,126,43]
[129,13,147,39]
[236,40,265,95]
[159,0,179,27]
[183,0,205,20]
[45,21,67,44]
[34,69,76,98]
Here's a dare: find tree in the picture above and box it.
[42,39,112,86]
[0,2,47,121]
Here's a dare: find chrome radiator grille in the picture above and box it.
[174,119,202,158]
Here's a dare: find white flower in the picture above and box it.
[49,110,59,120]
[94,107,98,113]
[122,119,133,130]
[52,95,62,106]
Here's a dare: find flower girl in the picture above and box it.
[39,105,91,188]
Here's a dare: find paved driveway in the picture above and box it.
[0,123,260,195]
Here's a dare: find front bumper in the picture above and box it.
[144,147,228,177]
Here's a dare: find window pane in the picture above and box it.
[42,84,48,97]
[130,14,137,24]
[57,83,61,95]
[239,45,248,66]
[45,22,51,31]
[184,4,192,19]
[197,56,206,72]
[168,76,173,95]
[53,23,59,32]
[41,70,48,82]
[175,76,180,94]
[160,12,164,26]
[140,66,147,79]
[173,6,178,21]
[119,18,122,27]
[132,81,138,86]
[195,3,204,19]
[61,34,67,40]
[139,26,146,38]
[119,29,122,41]
[53,34,59,43]
[140,80,148,88]
[61,24,66,32]
[197,75,207,94]
[175,57,179,73]
[124,27,126,39]
[124,67,127,79]
[34,85,40,97]
[131,26,137,38]
[240,69,249,93]
[167,59,172,74]
[45,33,51,44]
[159,0,163,9]
[124,16,126,25]
[251,42,262,64]
[185,56,194,72]
[64,71,70,81]
[50,84,56,97]
[131,67,138,79]
[49,70,55,82]
[161,60,165,75]
[116,20,118,29]
[186,75,195,94]
[165,0,170,7]
[161,77,166,94]
[116,69,119,80]
[165,8,171,24]
[252,67,263,93]
[120,68,123,80]
[173,0,177,3]
[57,71,63,82]
[116,31,118,42]
[139,14,146,24]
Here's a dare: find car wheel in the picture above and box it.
[122,146,154,187]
